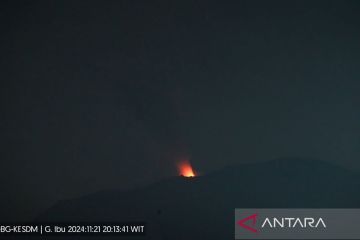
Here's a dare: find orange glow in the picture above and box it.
[177,160,196,177]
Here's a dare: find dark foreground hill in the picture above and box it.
[36,159,360,240]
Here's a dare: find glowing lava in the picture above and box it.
[177,160,196,177]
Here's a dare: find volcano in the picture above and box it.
[177,160,196,177]
[37,158,360,240]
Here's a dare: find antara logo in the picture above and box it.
[237,214,326,233]
[237,214,258,233]
[262,217,326,228]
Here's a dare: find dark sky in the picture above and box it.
[1,0,360,221]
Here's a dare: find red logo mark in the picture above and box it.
[237,213,258,233]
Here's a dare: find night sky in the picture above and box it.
[1,0,360,221]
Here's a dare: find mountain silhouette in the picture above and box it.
[36,158,360,240]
